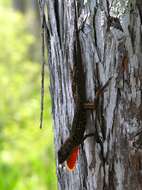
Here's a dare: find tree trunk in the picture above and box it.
[39,0,142,189]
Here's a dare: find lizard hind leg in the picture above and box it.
[83,102,97,110]
[83,77,112,110]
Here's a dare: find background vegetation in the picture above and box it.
[0,0,57,189]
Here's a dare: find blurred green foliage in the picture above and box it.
[0,0,11,7]
[0,3,57,190]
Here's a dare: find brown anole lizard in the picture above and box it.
[58,1,112,171]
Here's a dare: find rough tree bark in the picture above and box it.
[39,0,142,189]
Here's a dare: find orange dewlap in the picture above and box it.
[66,147,80,171]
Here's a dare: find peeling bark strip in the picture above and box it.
[39,0,142,189]
[38,0,50,129]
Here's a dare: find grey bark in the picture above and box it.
[40,0,142,189]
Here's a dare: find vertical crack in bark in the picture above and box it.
[136,0,142,23]
[54,0,61,45]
